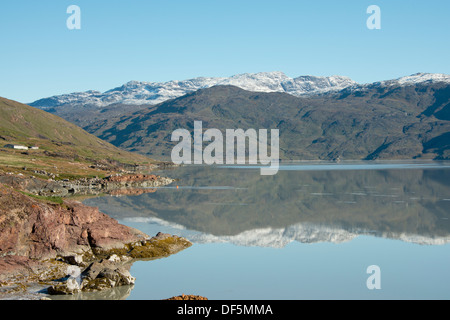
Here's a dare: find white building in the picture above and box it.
[4,144,29,150]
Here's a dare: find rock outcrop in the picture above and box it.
[165,294,208,300]
[0,183,147,262]
[0,183,192,296]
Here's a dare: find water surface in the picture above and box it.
[82,161,450,300]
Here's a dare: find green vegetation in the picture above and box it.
[0,96,159,180]
[18,191,64,205]
[0,96,156,163]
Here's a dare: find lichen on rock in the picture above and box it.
[48,259,135,295]
[46,232,192,295]
[0,183,192,297]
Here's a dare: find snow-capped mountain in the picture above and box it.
[29,71,450,110]
[379,72,450,86]
[349,72,450,92]
[29,72,356,109]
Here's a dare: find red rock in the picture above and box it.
[0,183,147,278]
[165,294,208,300]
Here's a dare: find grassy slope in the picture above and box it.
[0,96,157,179]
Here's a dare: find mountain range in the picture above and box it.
[29,72,450,110]
[30,71,357,108]
[29,72,450,161]
[28,72,358,128]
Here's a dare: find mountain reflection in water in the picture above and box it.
[84,161,450,247]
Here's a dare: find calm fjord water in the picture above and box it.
[83,161,450,300]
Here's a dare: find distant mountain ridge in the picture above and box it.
[29,72,450,109]
[82,79,450,161]
[25,72,450,161]
[29,71,356,108]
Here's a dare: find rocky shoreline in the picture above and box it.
[0,172,192,300]
[0,172,175,197]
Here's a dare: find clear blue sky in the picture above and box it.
[1,0,449,103]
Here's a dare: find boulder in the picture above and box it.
[48,259,135,294]
[0,183,192,296]
[0,183,147,263]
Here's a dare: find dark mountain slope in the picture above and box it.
[81,82,450,161]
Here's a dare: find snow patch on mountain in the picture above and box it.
[30,72,356,109]
[371,72,450,88]
[30,72,450,109]
[392,72,450,85]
